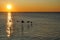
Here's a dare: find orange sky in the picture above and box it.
[0,0,60,12]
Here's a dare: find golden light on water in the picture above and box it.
[6,12,13,37]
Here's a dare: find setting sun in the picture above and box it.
[7,4,12,10]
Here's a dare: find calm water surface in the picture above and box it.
[0,12,60,40]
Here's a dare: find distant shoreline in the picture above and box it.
[0,12,60,13]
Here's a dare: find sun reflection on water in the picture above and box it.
[6,12,13,37]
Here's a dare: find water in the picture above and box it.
[0,12,60,40]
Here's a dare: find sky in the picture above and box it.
[0,0,60,12]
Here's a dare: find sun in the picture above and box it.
[7,4,12,10]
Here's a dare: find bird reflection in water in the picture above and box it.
[6,12,13,38]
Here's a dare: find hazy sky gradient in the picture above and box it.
[0,0,60,12]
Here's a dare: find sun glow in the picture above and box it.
[7,4,12,10]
